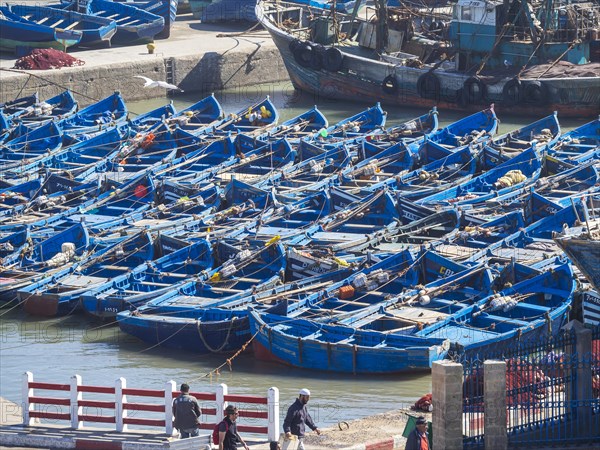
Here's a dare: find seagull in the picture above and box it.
[134,75,183,92]
[503,59,512,68]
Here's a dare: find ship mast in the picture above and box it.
[374,0,389,54]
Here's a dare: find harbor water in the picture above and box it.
[0,81,580,428]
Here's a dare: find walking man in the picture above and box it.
[172,383,201,438]
[405,416,430,450]
[218,405,250,450]
[283,388,321,450]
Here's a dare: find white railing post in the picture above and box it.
[267,387,279,442]
[115,377,127,432]
[70,374,82,429]
[165,380,176,436]
[22,371,34,426]
[216,383,228,422]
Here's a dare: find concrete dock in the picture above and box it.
[0,14,289,106]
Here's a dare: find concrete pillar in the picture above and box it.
[484,361,507,450]
[267,387,279,442]
[216,383,228,422]
[115,377,127,432]
[575,325,593,437]
[70,374,82,429]
[432,360,463,450]
[22,371,34,426]
[165,380,177,436]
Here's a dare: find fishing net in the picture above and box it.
[13,48,85,70]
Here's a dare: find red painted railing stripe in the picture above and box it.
[189,392,216,401]
[238,425,268,434]
[199,423,215,430]
[78,415,116,424]
[123,403,164,412]
[29,382,69,391]
[78,400,115,409]
[224,394,267,404]
[78,386,114,394]
[202,408,217,416]
[239,411,267,419]
[30,411,70,420]
[29,396,70,406]
[123,417,165,427]
[122,388,163,398]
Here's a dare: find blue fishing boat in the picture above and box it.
[0,121,64,166]
[20,231,155,316]
[1,91,77,138]
[0,5,82,52]
[479,112,561,169]
[416,147,542,207]
[3,4,117,48]
[115,0,178,39]
[59,0,165,44]
[165,93,223,133]
[85,238,283,320]
[418,263,576,358]
[59,91,128,135]
[0,223,89,306]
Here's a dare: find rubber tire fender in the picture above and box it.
[323,47,344,72]
[382,75,399,95]
[502,78,522,105]
[463,76,487,104]
[523,81,549,105]
[309,44,324,71]
[289,38,302,54]
[294,41,314,68]
[416,72,440,100]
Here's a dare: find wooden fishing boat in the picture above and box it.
[555,219,600,294]
[21,234,205,317]
[417,263,576,358]
[59,91,128,135]
[0,223,90,306]
[0,91,77,134]
[256,0,600,117]
[20,231,155,316]
[478,113,561,169]
[84,238,283,320]
[115,0,178,39]
[3,4,117,48]
[0,5,82,52]
[416,147,542,207]
[164,94,223,133]
[60,0,165,44]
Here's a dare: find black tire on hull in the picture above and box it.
[382,75,398,95]
[417,72,440,100]
[523,81,549,105]
[294,41,314,68]
[464,76,487,104]
[502,78,522,105]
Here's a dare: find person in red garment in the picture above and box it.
[405,416,430,450]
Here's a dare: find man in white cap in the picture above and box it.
[283,388,321,449]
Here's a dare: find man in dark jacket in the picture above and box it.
[172,383,201,438]
[283,388,321,450]
[405,416,430,450]
[218,405,249,450]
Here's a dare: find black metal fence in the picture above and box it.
[460,326,600,449]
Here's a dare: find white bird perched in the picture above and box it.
[503,59,512,68]
[134,75,183,92]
